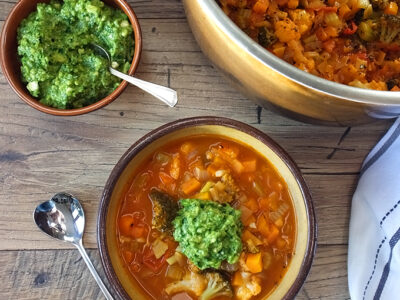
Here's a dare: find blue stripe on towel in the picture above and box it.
[373,227,400,300]
[361,122,400,175]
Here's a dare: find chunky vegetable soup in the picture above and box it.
[116,136,296,300]
[217,0,400,91]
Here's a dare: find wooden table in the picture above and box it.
[0,1,394,299]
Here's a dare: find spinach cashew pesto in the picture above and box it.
[173,198,243,270]
[17,0,134,109]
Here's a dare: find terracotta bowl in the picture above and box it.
[97,116,317,300]
[0,0,142,116]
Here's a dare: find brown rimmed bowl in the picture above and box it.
[0,0,142,116]
[97,116,317,300]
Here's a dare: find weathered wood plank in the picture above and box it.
[0,1,393,298]
[0,0,186,21]
[0,245,349,299]
[0,16,391,250]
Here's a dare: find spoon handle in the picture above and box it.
[75,240,114,300]
[110,67,178,107]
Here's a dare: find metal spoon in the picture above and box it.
[92,43,177,107]
[33,192,113,300]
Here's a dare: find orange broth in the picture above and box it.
[116,135,296,300]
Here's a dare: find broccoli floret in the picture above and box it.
[358,15,400,44]
[149,189,178,233]
[379,15,400,44]
[258,26,277,48]
[199,271,233,300]
[371,0,400,9]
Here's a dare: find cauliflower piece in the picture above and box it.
[235,272,262,300]
[165,271,207,296]
[208,173,240,203]
[289,9,314,35]
[199,271,233,300]
[274,18,301,43]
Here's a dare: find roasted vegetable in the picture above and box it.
[209,173,240,203]
[234,272,262,300]
[258,27,277,47]
[379,14,400,44]
[358,14,400,43]
[150,189,179,233]
[165,271,207,296]
[199,271,233,300]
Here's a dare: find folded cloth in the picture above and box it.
[348,117,400,300]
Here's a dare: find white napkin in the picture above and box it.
[348,117,400,300]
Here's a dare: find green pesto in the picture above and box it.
[173,199,242,270]
[17,0,134,109]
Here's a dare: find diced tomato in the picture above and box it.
[131,225,147,239]
[244,198,259,212]
[322,39,336,52]
[342,21,357,35]
[122,250,134,264]
[143,246,166,272]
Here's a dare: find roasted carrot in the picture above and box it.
[384,2,398,15]
[253,0,269,14]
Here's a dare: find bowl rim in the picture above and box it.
[196,0,400,106]
[0,0,142,116]
[97,116,317,300]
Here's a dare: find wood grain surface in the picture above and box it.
[0,0,394,299]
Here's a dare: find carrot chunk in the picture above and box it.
[253,0,269,13]
[257,214,270,237]
[119,215,134,236]
[232,271,243,286]
[181,178,201,195]
[242,159,257,172]
[246,253,263,273]
[267,224,280,244]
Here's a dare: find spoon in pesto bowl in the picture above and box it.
[92,44,177,107]
[33,192,113,300]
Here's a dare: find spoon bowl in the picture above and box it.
[34,192,114,300]
[34,192,84,244]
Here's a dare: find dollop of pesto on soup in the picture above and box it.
[17,0,134,109]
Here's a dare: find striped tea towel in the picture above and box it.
[348,117,400,300]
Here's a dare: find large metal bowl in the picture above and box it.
[183,0,400,125]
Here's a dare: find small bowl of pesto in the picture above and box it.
[98,117,317,300]
[0,0,141,116]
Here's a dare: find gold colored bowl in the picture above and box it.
[97,117,316,299]
[183,0,400,125]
